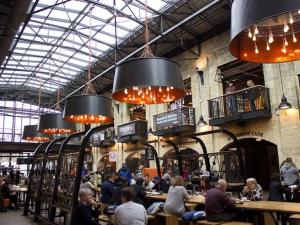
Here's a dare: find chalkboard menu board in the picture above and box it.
[118,123,136,137]
[117,120,148,143]
[154,107,195,131]
[90,128,115,147]
[17,157,33,164]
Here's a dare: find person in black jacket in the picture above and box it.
[133,177,146,205]
[71,188,99,225]
[268,173,285,201]
[100,174,114,204]
[111,176,128,205]
[268,173,287,225]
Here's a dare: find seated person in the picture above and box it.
[114,187,147,225]
[205,179,236,222]
[268,173,285,201]
[144,174,155,191]
[71,188,99,225]
[198,175,213,194]
[100,174,114,204]
[133,177,146,205]
[241,178,263,201]
[112,176,128,205]
[80,176,98,192]
[164,176,190,216]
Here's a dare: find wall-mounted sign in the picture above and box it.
[16,157,33,165]
[227,131,264,141]
[109,152,118,162]
[117,120,148,143]
[154,107,195,131]
[145,148,154,160]
[118,123,136,137]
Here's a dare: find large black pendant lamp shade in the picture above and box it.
[112,57,185,104]
[230,0,300,63]
[38,113,76,134]
[63,95,113,124]
[22,125,52,142]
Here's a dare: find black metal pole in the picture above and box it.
[49,131,87,223]
[142,142,161,177]
[165,141,183,177]
[23,141,50,216]
[34,137,66,222]
[71,123,114,220]
[190,136,211,175]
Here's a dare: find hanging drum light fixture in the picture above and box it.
[112,0,185,104]
[22,125,52,142]
[38,112,76,134]
[63,6,113,124]
[38,90,76,134]
[63,95,113,124]
[230,0,300,63]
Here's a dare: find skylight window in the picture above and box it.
[1,0,178,93]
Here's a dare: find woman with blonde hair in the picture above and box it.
[164,176,190,215]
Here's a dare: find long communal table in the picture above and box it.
[147,193,300,224]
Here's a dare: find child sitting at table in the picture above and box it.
[241,178,263,201]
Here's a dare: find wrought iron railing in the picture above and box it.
[208,85,270,120]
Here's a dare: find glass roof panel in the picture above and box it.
[1,0,179,93]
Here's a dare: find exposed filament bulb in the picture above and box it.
[284,21,289,33]
[254,25,259,35]
[293,33,297,43]
[248,29,252,38]
[252,35,256,41]
[124,89,128,94]
[254,42,259,54]
[266,42,270,51]
[159,86,162,92]
[284,38,288,46]
[289,14,294,24]
[268,29,274,43]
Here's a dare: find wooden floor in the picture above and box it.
[0,210,37,225]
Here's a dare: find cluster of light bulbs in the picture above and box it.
[130,105,146,111]
[67,114,111,124]
[41,128,73,134]
[247,11,299,54]
[122,86,176,103]
[25,136,50,142]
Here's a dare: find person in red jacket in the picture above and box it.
[205,179,236,222]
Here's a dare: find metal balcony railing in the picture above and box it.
[208,85,271,121]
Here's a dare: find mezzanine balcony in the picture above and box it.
[208,85,272,126]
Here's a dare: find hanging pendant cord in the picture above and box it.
[279,63,285,95]
[83,6,96,95]
[55,89,62,111]
[141,0,154,58]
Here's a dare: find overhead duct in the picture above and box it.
[0,0,32,65]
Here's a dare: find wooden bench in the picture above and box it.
[223,222,253,225]
[197,220,223,225]
[157,212,180,225]
[289,214,300,225]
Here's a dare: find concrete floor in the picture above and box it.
[0,210,37,225]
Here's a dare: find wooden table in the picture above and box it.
[147,193,300,214]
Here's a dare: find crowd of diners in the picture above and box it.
[0,169,26,211]
[70,157,300,225]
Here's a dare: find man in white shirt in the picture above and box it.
[114,187,147,225]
